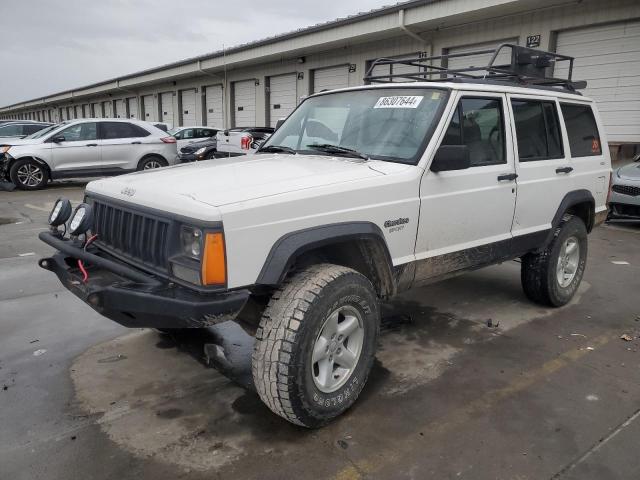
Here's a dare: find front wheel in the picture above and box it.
[10,158,49,190]
[521,214,588,307]
[252,264,380,428]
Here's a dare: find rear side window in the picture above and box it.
[100,122,150,139]
[23,124,47,135]
[442,97,505,167]
[560,104,602,157]
[511,100,563,161]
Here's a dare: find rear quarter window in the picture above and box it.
[560,103,602,157]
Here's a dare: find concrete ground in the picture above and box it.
[1,183,639,480]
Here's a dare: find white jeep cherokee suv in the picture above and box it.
[39,46,610,427]
[1,118,178,189]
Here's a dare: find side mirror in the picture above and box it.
[430,145,470,172]
[223,129,229,136]
[51,135,65,143]
[275,119,286,130]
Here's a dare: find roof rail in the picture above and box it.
[364,44,587,92]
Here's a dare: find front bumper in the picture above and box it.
[38,231,250,329]
[609,187,640,219]
[178,152,198,163]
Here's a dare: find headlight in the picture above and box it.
[1,146,10,154]
[180,226,203,259]
[68,203,93,236]
[49,198,72,227]
[195,147,206,155]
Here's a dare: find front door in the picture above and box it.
[50,122,101,174]
[415,92,517,281]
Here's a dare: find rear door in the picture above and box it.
[415,91,517,281]
[98,121,151,170]
[507,95,573,244]
[49,122,101,173]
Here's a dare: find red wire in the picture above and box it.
[78,260,89,283]
[77,234,98,283]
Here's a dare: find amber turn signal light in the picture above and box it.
[201,232,226,285]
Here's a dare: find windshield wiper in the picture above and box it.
[258,145,297,154]
[306,144,368,161]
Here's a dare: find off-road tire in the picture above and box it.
[252,264,380,428]
[137,155,167,171]
[9,158,49,190]
[521,214,588,307]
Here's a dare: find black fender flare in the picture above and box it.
[540,189,595,249]
[256,221,395,291]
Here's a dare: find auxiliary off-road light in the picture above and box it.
[68,203,93,236]
[49,198,72,227]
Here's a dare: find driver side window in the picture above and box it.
[58,123,98,142]
[442,97,505,167]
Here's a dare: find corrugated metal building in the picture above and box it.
[1,0,639,155]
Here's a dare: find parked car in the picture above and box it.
[609,154,640,220]
[38,45,610,428]
[0,118,177,190]
[0,121,53,139]
[215,127,274,156]
[169,126,219,150]
[178,137,217,162]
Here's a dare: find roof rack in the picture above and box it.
[364,44,587,92]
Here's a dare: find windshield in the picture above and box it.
[261,88,447,164]
[25,122,67,139]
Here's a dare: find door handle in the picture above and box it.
[497,173,518,182]
[131,141,141,144]
[556,166,573,174]
[85,143,98,147]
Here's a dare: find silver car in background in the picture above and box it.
[0,119,178,190]
[609,154,640,220]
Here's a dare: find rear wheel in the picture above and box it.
[137,155,167,171]
[521,214,588,307]
[10,158,49,190]
[252,264,380,427]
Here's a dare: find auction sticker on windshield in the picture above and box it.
[374,96,423,109]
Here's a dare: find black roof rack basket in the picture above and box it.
[364,44,587,92]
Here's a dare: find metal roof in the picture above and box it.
[1,0,433,110]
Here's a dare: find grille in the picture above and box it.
[612,184,640,197]
[92,199,171,272]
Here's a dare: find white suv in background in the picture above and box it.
[168,126,219,149]
[0,119,178,190]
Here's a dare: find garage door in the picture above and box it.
[313,65,349,93]
[180,89,197,126]
[82,104,90,118]
[103,101,113,118]
[205,85,224,128]
[555,20,640,143]
[91,103,101,118]
[127,97,138,119]
[160,92,174,127]
[142,95,156,122]
[115,99,127,118]
[268,73,297,127]
[446,38,517,75]
[233,80,256,127]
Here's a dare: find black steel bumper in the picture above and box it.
[38,231,250,329]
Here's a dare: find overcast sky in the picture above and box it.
[0,0,397,107]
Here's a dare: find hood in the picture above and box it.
[616,162,640,181]
[87,153,395,213]
[0,137,38,147]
